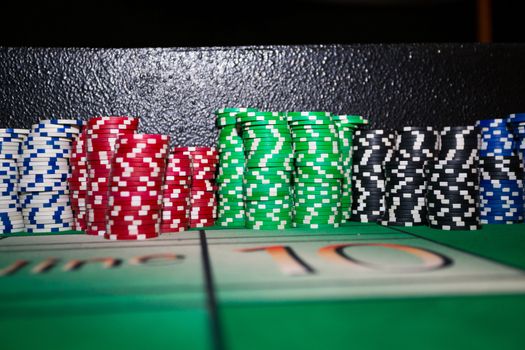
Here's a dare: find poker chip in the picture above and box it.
[476,118,524,224]
[425,126,481,230]
[351,129,396,223]
[85,116,138,237]
[171,146,219,229]
[232,111,293,230]
[288,111,349,228]
[15,121,82,233]
[0,137,25,234]
[105,133,169,240]
[380,127,438,227]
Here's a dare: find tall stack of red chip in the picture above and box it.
[173,147,218,228]
[85,117,139,236]
[160,152,192,233]
[105,134,170,240]
[69,129,88,231]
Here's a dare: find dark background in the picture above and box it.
[1,1,524,146]
[0,0,523,47]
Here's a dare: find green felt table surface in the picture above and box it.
[1,223,524,350]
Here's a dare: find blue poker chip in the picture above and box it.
[20,190,68,198]
[31,131,78,138]
[0,160,18,166]
[0,154,20,159]
[476,119,508,128]
[0,176,19,182]
[19,159,69,168]
[19,184,67,192]
[508,113,525,124]
[32,125,80,133]
[21,144,71,152]
[38,119,84,126]
[24,136,73,143]
[25,205,70,212]
[21,151,69,158]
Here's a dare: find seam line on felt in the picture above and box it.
[199,229,224,350]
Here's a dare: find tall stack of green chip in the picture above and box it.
[332,115,368,220]
[215,107,258,228]
[288,111,343,229]
[237,111,294,230]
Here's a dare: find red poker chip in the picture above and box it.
[165,171,191,177]
[108,218,160,226]
[106,224,160,235]
[108,211,160,221]
[192,186,218,192]
[168,157,191,164]
[111,166,166,176]
[109,207,160,216]
[109,171,165,181]
[192,174,216,180]
[87,127,134,135]
[162,206,189,213]
[192,179,216,187]
[117,152,167,160]
[162,214,188,221]
[165,169,192,176]
[190,206,216,213]
[104,232,159,241]
[191,193,216,200]
[163,194,190,201]
[161,219,189,226]
[89,123,138,131]
[110,182,162,191]
[88,211,107,222]
[115,142,169,151]
[190,202,216,208]
[118,133,169,143]
[160,218,189,225]
[164,174,192,180]
[88,116,138,124]
[109,198,162,207]
[104,233,159,241]
[162,186,191,193]
[189,222,214,228]
[162,203,188,210]
[162,199,189,207]
[110,165,165,175]
[87,144,115,152]
[110,178,161,187]
[190,196,216,202]
[110,192,162,201]
[113,158,167,167]
[163,180,191,187]
[160,226,186,234]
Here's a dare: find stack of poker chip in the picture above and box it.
[174,147,218,228]
[507,113,525,213]
[69,129,88,231]
[19,120,82,233]
[425,126,481,230]
[351,129,396,222]
[476,118,523,224]
[106,134,170,240]
[237,111,293,230]
[332,114,368,220]
[85,116,138,236]
[215,108,257,228]
[380,127,438,227]
[161,152,192,233]
[0,128,28,234]
[288,111,343,229]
